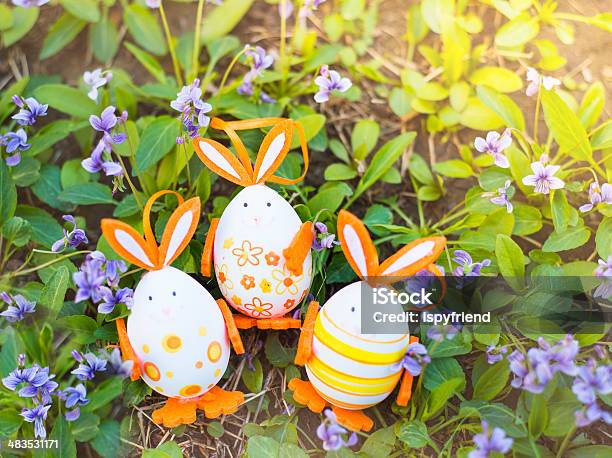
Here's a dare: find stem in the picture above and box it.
[279,0,288,92]
[114,151,144,209]
[533,83,542,145]
[159,1,183,87]
[7,250,90,279]
[556,425,576,458]
[214,47,249,104]
[190,0,206,82]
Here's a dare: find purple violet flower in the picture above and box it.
[11,0,49,6]
[482,180,513,213]
[316,409,358,451]
[474,130,511,168]
[314,65,352,103]
[486,345,508,364]
[427,324,461,342]
[97,286,134,314]
[81,140,123,176]
[526,67,560,97]
[51,215,88,253]
[572,359,612,427]
[0,293,36,322]
[83,69,112,102]
[21,404,51,439]
[106,348,134,378]
[60,384,89,421]
[580,182,612,212]
[71,352,107,381]
[522,160,564,195]
[2,128,31,166]
[73,255,107,304]
[312,222,338,251]
[2,364,58,404]
[11,96,48,126]
[594,256,612,299]
[171,79,212,140]
[396,342,430,376]
[452,250,491,277]
[468,420,513,458]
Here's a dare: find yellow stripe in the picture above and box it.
[316,388,378,409]
[322,307,408,344]
[314,318,406,365]
[309,355,400,386]
[308,356,399,396]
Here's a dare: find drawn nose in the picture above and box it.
[252,216,260,225]
[162,306,172,317]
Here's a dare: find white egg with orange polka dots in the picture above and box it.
[127,266,230,398]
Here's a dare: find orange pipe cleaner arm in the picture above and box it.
[294,301,319,366]
[201,218,219,277]
[116,318,141,381]
[396,335,420,406]
[216,299,245,355]
[283,221,313,277]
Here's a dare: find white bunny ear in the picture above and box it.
[337,210,379,279]
[378,237,446,278]
[158,197,201,267]
[193,138,253,186]
[101,219,158,270]
[252,120,294,184]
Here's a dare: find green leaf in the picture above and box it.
[143,441,183,458]
[3,7,38,47]
[15,205,63,248]
[290,114,325,149]
[124,4,167,56]
[423,357,465,391]
[460,97,505,130]
[61,0,100,23]
[495,13,539,47]
[389,87,414,117]
[0,160,17,228]
[473,361,510,401]
[351,119,380,160]
[136,116,181,171]
[242,358,263,393]
[28,119,85,156]
[541,89,592,163]
[264,333,296,368]
[595,218,612,259]
[409,153,434,185]
[40,13,87,60]
[568,446,612,458]
[460,400,527,438]
[33,84,97,118]
[32,164,73,211]
[495,234,525,291]
[469,67,523,93]
[71,412,100,442]
[433,159,473,178]
[2,216,32,247]
[12,156,41,186]
[206,421,225,438]
[59,183,115,205]
[542,226,590,252]
[90,18,120,63]
[528,394,548,438]
[512,204,542,236]
[0,408,22,440]
[307,182,352,215]
[0,5,13,31]
[85,377,124,411]
[60,315,98,344]
[354,132,416,200]
[246,435,280,458]
[476,85,525,131]
[578,82,604,129]
[40,266,70,320]
[397,420,431,449]
[550,189,570,232]
[49,416,77,458]
[201,0,255,43]
[125,42,167,84]
[591,120,612,151]
[0,77,29,124]
[91,420,121,458]
[544,388,582,437]
[419,82,449,101]
[61,158,91,188]
[324,163,357,181]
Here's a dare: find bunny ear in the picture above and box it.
[252,120,294,184]
[101,219,158,270]
[337,210,379,279]
[158,197,201,268]
[377,236,446,278]
[193,137,253,186]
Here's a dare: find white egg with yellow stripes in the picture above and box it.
[289,210,446,432]
[305,282,410,409]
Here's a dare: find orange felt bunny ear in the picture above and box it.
[193,117,309,187]
[101,190,200,271]
[377,236,446,277]
[337,210,380,279]
[101,219,159,270]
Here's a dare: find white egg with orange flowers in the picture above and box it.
[194,117,314,328]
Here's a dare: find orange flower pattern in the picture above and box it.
[244,297,273,318]
[265,251,280,266]
[271,265,304,295]
[283,299,296,309]
[232,240,263,266]
[241,275,255,290]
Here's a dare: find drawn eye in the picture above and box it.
[148,296,153,301]
[267,202,271,207]
[351,307,355,312]
[243,202,248,207]
[172,291,176,296]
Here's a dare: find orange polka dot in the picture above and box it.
[214,368,221,377]
[166,371,173,378]
[195,361,203,369]
[155,385,164,393]
[142,344,150,353]
[179,384,202,397]
[199,327,207,336]
[144,362,160,381]
[207,341,222,363]
[162,334,183,353]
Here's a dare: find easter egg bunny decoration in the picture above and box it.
[288,210,446,432]
[193,117,313,330]
[101,190,245,428]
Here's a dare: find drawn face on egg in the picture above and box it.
[225,184,292,228]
